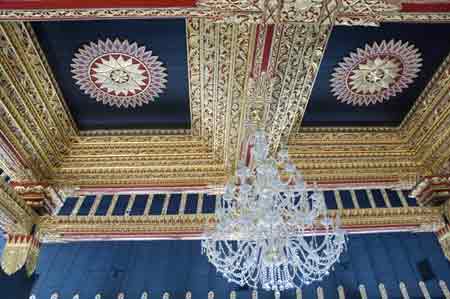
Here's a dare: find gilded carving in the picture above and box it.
[437,225,450,261]
[1,1,450,190]
[0,234,39,276]
[0,178,37,233]
[37,206,443,241]
[1,0,450,25]
[267,1,340,152]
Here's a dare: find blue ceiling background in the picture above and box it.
[15,232,450,299]
[302,23,450,127]
[31,19,191,130]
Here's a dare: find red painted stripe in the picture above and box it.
[401,3,450,12]
[245,144,253,167]
[261,24,274,73]
[0,0,196,9]
[250,25,261,78]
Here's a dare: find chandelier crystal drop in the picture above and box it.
[201,129,347,294]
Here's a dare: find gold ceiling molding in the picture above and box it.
[265,1,341,153]
[0,0,330,23]
[284,51,450,184]
[290,52,450,144]
[0,134,31,181]
[337,0,450,26]
[80,129,191,136]
[72,135,204,144]
[0,18,252,186]
[1,0,450,25]
[0,22,76,179]
[187,18,252,166]
[36,206,443,241]
[2,7,450,188]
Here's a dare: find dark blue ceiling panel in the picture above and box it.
[302,23,450,127]
[31,19,190,130]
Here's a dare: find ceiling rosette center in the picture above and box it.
[330,39,422,106]
[71,38,167,108]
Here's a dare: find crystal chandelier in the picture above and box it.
[201,129,347,294]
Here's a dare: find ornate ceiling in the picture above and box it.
[32,19,189,130]
[1,0,450,192]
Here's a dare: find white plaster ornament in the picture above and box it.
[71,38,167,108]
[330,39,422,106]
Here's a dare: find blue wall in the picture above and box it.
[25,232,450,299]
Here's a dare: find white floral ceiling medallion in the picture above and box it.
[71,39,167,108]
[330,39,422,106]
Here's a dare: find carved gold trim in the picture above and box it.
[37,206,443,241]
[1,0,449,25]
[2,1,450,189]
[0,178,37,233]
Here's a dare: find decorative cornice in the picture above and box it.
[0,22,77,179]
[2,4,450,189]
[0,177,37,233]
[2,0,450,24]
[37,206,443,241]
[79,129,191,136]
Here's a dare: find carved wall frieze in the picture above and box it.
[300,166,418,183]
[51,167,227,187]
[72,135,205,144]
[37,206,443,241]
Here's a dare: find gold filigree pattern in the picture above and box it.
[268,1,340,152]
[0,178,37,233]
[37,206,443,241]
[1,2,450,195]
[1,0,450,25]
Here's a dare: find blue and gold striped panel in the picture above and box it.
[339,190,354,209]
[355,190,372,208]
[112,195,130,216]
[58,197,78,216]
[167,193,181,215]
[184,193,198,214]
[95,195,113,216]
[57,189,419,217]
[324,191,337,209]
[130,194,148,216]
[149,194,165,215]
[77,195,96,216]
